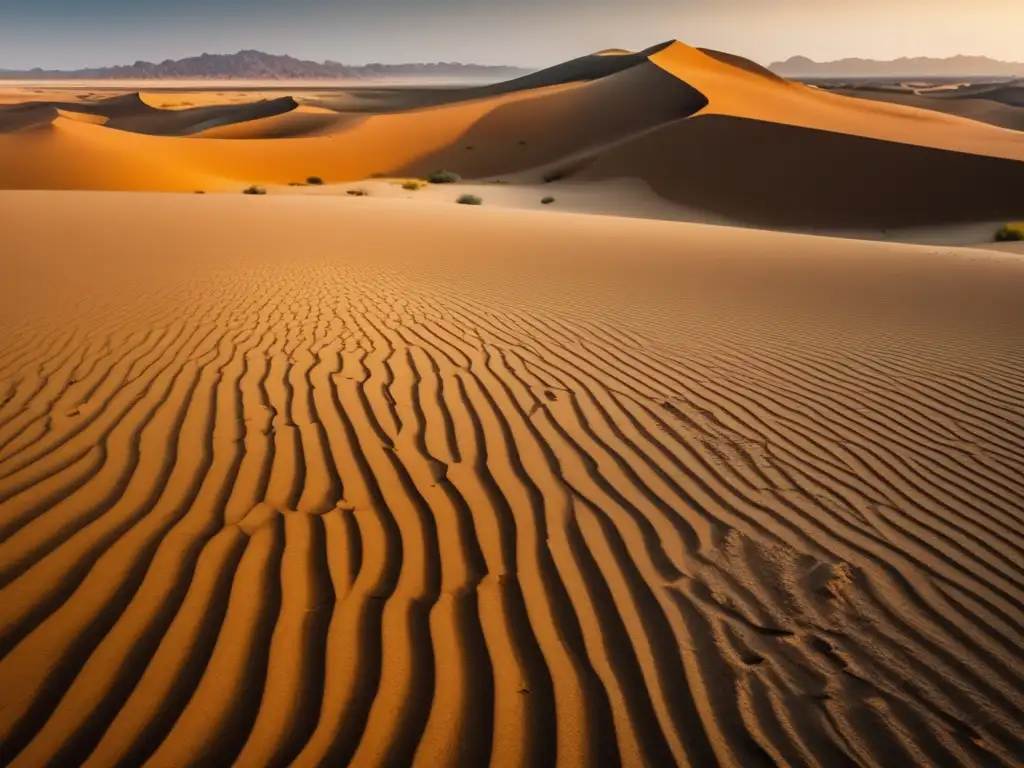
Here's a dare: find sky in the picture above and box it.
[1,0,1022,70]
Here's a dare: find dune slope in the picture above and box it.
[575,113,1024,227]
[1,192,1024,767]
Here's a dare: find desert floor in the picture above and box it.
[1,40,1023,768]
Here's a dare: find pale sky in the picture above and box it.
[1,0,1021,70]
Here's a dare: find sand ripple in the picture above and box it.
[1,196,1024,766]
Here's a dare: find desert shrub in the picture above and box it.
[994,223,1024,242]
[346,188,369,197]
[542,169,566,183]
[427,170,461,184]
[243,185,267,195]
[541,196,555,205]
[402,180,426,191]
[307,176,324,185]
[194,190,206,194]
[456,194,483,205]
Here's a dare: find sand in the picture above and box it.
[1,38,1024,768]
[1,192,1024,766]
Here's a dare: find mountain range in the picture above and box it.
[771,55,1023,78]
[0,49,532,81]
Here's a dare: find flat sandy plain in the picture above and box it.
[1,41,1024,767]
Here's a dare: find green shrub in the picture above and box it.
[427,170,461,184]
[994,223,1024,242]
[243,185,267,195]
[307,176,324,185]
[456,194,483,205]
[402,180,426,191]
[541,196,555,205]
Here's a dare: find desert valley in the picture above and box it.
[0,36,1023,768]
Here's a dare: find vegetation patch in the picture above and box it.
[427,170,461,184]
[346,188,370,197]
[456,194,483,206]
[994,223,1024,242]
[541,196,555,205]
[402,180,427,191]
[243,185,267,195]
[306,176,324,185]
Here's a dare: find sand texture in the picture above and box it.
[1,192,1024,766]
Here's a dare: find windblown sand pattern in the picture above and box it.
[1,194,1023,766]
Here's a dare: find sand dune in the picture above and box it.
[829,80,1024,132]
[573,113,1024,228]
[0,39,1020,235]
[649,44,1024,160]
[0,93,304,136]
[194,105,363,139]
[940,82,1024,108]
[1,191,1024,767]
[836,91,1024,132]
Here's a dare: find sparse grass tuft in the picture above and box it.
[243,185,267,195]
[994,223,1024,242]
[427,170,461,184]
[541,196,555,205]
[346,188,369,197]
[456,194,483,205]
[307,176,324,185]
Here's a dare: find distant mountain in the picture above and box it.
[0,49,532,81]
[771,55,1023,78]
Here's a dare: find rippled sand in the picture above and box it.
[1,193,1023,766]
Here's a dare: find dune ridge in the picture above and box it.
[1,193,1024,766]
